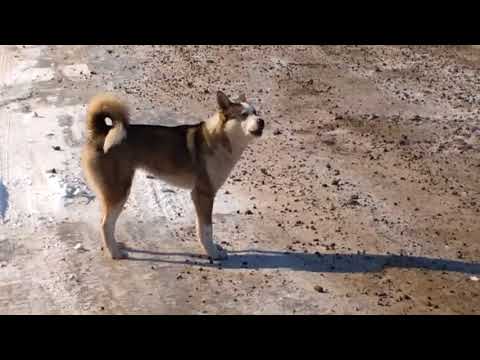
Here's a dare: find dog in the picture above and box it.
[81,91,265,260]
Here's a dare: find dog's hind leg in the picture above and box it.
[191,187,227,260]
[98,176,133,260]
[101,199,128,259]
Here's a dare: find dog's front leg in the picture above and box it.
[191,188,228,260]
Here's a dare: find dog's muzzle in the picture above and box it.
[251,118,265,137]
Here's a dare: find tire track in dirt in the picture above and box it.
[0,47,14,221]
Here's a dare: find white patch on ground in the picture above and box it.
[13,67,55,86]
[271,57,289,69]
[60,64,89,79]
[0,59,54,87]
[1,100,87,225]
[67,107,87,143]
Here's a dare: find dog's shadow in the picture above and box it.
[122,247,480,274]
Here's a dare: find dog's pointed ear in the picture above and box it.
[237,93,247,103]
[217,91,231,111]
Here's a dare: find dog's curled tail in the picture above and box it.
[86,93,129,153]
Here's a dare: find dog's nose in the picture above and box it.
[258,118,265,129]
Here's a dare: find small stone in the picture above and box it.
[245,209,253,215]
[74,243,85,251]
[470,276,479,282]
[314,285,328,293]
[346,195,360,206]
[52,146,61,151]
[46,168,57,174]
[273,129,282,136]
[260,168,271,177]
[321,134,336,146]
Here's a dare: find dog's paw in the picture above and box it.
[210,244,228,261]
[111,251,128,260]
[117,242,127,251]
[105,246,128,260]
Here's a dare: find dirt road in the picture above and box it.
[0,45,479,314]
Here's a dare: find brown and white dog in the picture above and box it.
[81,91,265,260]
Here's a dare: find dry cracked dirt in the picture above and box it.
[0,45,479,314]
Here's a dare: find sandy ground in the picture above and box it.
[0,45,479,314]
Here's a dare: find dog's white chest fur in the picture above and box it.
[203,114,253,192]
[205,146,239,191]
